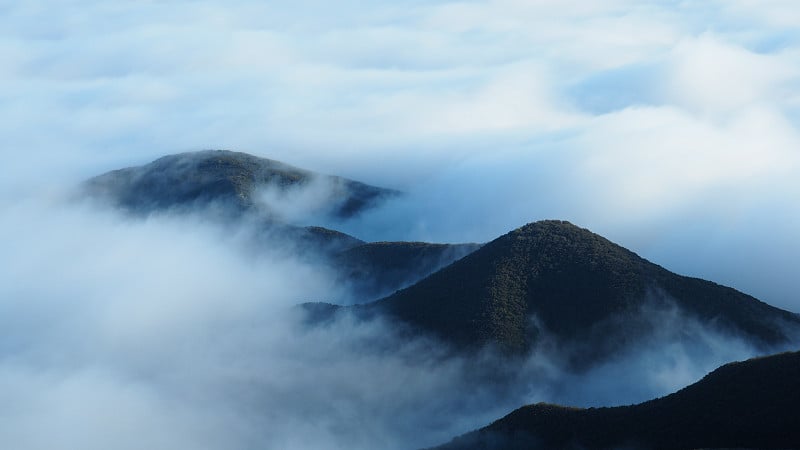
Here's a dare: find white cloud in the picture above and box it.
[573,105,800,217]
[719,0,800,29]
[665,34,798,115]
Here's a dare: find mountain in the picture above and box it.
[432,350,800,450]
[84,149,386,253]
[85,150,399,220]
[369,220,799,355]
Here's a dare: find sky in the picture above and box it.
[0,2,799,448]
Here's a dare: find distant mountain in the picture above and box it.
[366,220,799,356]
[85,150,399,220]
[432,350,800,450]
[334,241,481,301]
[256,224,367,255]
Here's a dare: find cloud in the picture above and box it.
[254,174,346,223]
[665,34,799,115]
[719,0,800,29]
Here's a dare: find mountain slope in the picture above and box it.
[374,220,799,354]
[433,350,800,450]
[85,150,398,219]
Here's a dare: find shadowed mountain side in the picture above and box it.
[85,150,399,220]
[432,350,800,450]
[254,224,366,255]
[372,220,800,355]
[333,241,482,301]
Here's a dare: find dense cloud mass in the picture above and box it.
[1,1,800,449]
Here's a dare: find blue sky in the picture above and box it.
[1,0,799,309]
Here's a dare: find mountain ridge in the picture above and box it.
[333,241,482,301]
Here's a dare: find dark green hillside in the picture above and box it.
[85,150,398,219]
[376,220,799,354]
[334,241,481,301]
[433,350,800,450]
